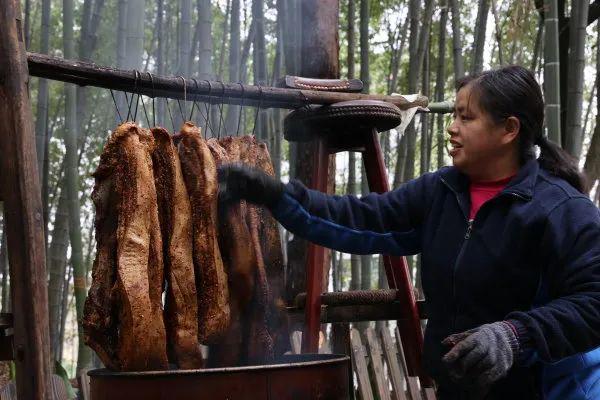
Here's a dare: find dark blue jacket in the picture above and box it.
[270,159,600,399]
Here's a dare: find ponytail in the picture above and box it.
[536,136,588,193]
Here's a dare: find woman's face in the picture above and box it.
[447,85,515,178]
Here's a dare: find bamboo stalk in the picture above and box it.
[27,52,442,111]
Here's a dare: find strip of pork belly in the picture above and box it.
[152,127,203,369]
[83,139,120,370]
[254,141,290,356]
[206,138,255,366]
[231,135,287,357]
[236,138,274,364]
[113,123,168,371]
[177,122,230,344]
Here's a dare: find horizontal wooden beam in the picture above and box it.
[26,53,454,113]
[287,299,427,324]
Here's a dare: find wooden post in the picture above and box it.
[292,0,340,352]
[0,1,51,399]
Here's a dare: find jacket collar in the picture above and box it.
[439,158,538,201]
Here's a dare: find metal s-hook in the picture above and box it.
[126,70,141,121]
[216,80,226,139]
[204,79,214,138]
[251,84,263,138]
[110,89,123,123]
[236,82,244,137]
[176,76,187,122]
[189,78,200,121]
[147,71,156,127]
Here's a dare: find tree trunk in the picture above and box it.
[285,0,339,304]
[360,166,371,292]
[347,0,361,293]
[174,0,193,128]
[449,0,465,81]
[348,153,361,291]
[179,0,193,77]
[388,12,409,95]
[225,0,242,133]
[531,15,544,71]
[420,52,430,175]
[402,0,421,183]
[436,1,448,169]
[156,0,166,126]
[270,4,284,176]
[57,263,72,362]
[198,0,214,135]
[217,0,232,80]
[544,0,562,145]
[404,0,433,181]
[34,0,51,184]
[564,0,590,159]
[253,0,268,141]
[359,0,370,92]
[116,0,128,119]
[63,0,92,373]
[198,0,214,81]
[35,0,52,247]
[24,0,32,48]
[47,186,69,361]
[471,0,490,75]
[584,21,600,187]
[490,0,504,64]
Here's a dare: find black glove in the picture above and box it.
[442,321,519,394]
[217,163,285,208]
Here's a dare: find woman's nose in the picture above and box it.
[447,119,458,136]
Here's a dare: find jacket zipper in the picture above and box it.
[451,219,472,331]
[440,177,472,332]
[439,178,531,332]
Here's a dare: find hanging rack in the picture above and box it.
[27,52,454,112]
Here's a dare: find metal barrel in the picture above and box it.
[89,353,350,400]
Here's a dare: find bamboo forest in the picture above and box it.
[1,0,600,398]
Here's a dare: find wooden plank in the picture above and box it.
[395,328,422,400]
[291,331,302,354]
[423,388,436,400]
[0,1,52,399]
[380,327,407,400]
[78,369,91,400]
[331,323,355,400]
[350,329,374,400]
[365,328,391,400]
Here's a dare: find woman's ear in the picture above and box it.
[502,116,520,144]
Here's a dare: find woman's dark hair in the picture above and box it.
[456,65,587,193]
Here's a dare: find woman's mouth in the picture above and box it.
[448,141,463,157]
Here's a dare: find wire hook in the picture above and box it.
[251,84,263,138]
[147,72,156,127]
[126,70,140,121]
[110,89,123,123]
[204,80,214,138]
[216,80,226,138]
[236,82,244,137]
[176,76,187,122]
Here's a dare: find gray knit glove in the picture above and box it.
[442,321,519,391]
[217,163,284,208]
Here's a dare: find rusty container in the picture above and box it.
[88,353,350,400]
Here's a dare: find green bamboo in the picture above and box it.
[565,0,590,158]
[543,0,561,145]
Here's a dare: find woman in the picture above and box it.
[218,66,600,399]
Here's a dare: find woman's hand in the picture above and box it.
[217,163,285,208]
[442,321,519,391]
